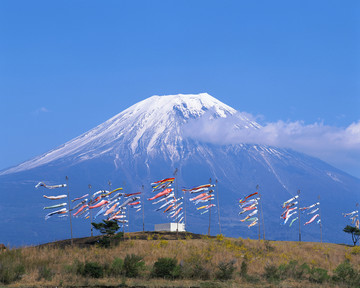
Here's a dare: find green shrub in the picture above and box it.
[181,257,210,280]
[0,263,25,284]
[37,265,53,281]
[333,260,360,286]
[77,262,104,278]
[240,261,248,277]
[123,254,145,278]
[97,236,111,248]
[151,257,180,279]
[308,267,329,284]
[109,257,124,277]
[215,260,236,280]
[277,260,310,280]
[264,264,280,282]
[0,250,25,284]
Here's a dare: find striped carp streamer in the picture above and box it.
[304,214,319,225]
[89,200,108,209]
[71,194,89,202]
[239,192,258,204]
[156,200,174,211]
[248,219,258,228]
[152,193,175,204]
[45,208,67,220]
[91,190,108,199]
[110,192,123,201]
[194,194,214,205]
[43,202,67,210]
[124,192,142,197]
[72,199,87,211]
[104,203,118,216]
[171,207,183,218]
[36,182,67,189]
[94,206,108,220]
[183,184,213,192]
[190,193,208,202]
[105,187,123,197]
[289,217,298,227]
[128,201,141,206]
[300,202,319,212]
[43,194,67,200]
[119,197,140,208]
[240,209,258,222]
[183,184,214,194]
[240,198,259,208]
[282,195,299,208]
[343,210,358,217]
[151,178,175,187]
[148,188,173,200]
[152,181,172,192]
[308,208,319,215]
[73,204,89,216]
[239,203,257,214]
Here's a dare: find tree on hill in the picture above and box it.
[91,220,120,236]
[343,225,360,246]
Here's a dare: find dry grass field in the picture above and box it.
[1,231,360,287]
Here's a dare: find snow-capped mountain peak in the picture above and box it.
[0,93,245,175]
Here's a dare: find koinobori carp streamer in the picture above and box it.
[43,194,67,200]
[36,182,67,189]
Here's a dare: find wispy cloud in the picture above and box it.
[183,112,360,177]
[33,107,50,115]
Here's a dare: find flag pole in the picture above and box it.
[298,190,301,242]
[318,195,322,243]
[259,185,265,240]
[123,181,126,237]
[208,178,212,236]
[216,179,221,235]
[66,176,73,245]
[184,185,187,231]
[174,168,178,235]
[89,184,93,237]
[356,203,360,229]
[142,185,145,232]
[257,185,261,241]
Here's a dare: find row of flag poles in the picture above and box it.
[238,185,265,240]
[280,191,322,242]
[36,170,224,241]
[36,174,358,244]
[342,203,359,228]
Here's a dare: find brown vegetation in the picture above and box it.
[2,232,360,287]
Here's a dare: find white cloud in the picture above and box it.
[33,107,50,115]
[183,112,360,177]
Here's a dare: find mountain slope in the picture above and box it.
[0,93,359,246]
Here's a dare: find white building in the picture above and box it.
[154,223,185,232]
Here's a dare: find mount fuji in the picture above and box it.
[1,93,359,246]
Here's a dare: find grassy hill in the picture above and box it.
[1,231,360,287]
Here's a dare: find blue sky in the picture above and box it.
[0,1,359,177]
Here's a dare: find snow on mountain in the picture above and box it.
[1,93,359,246]
[0,93,257,175]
